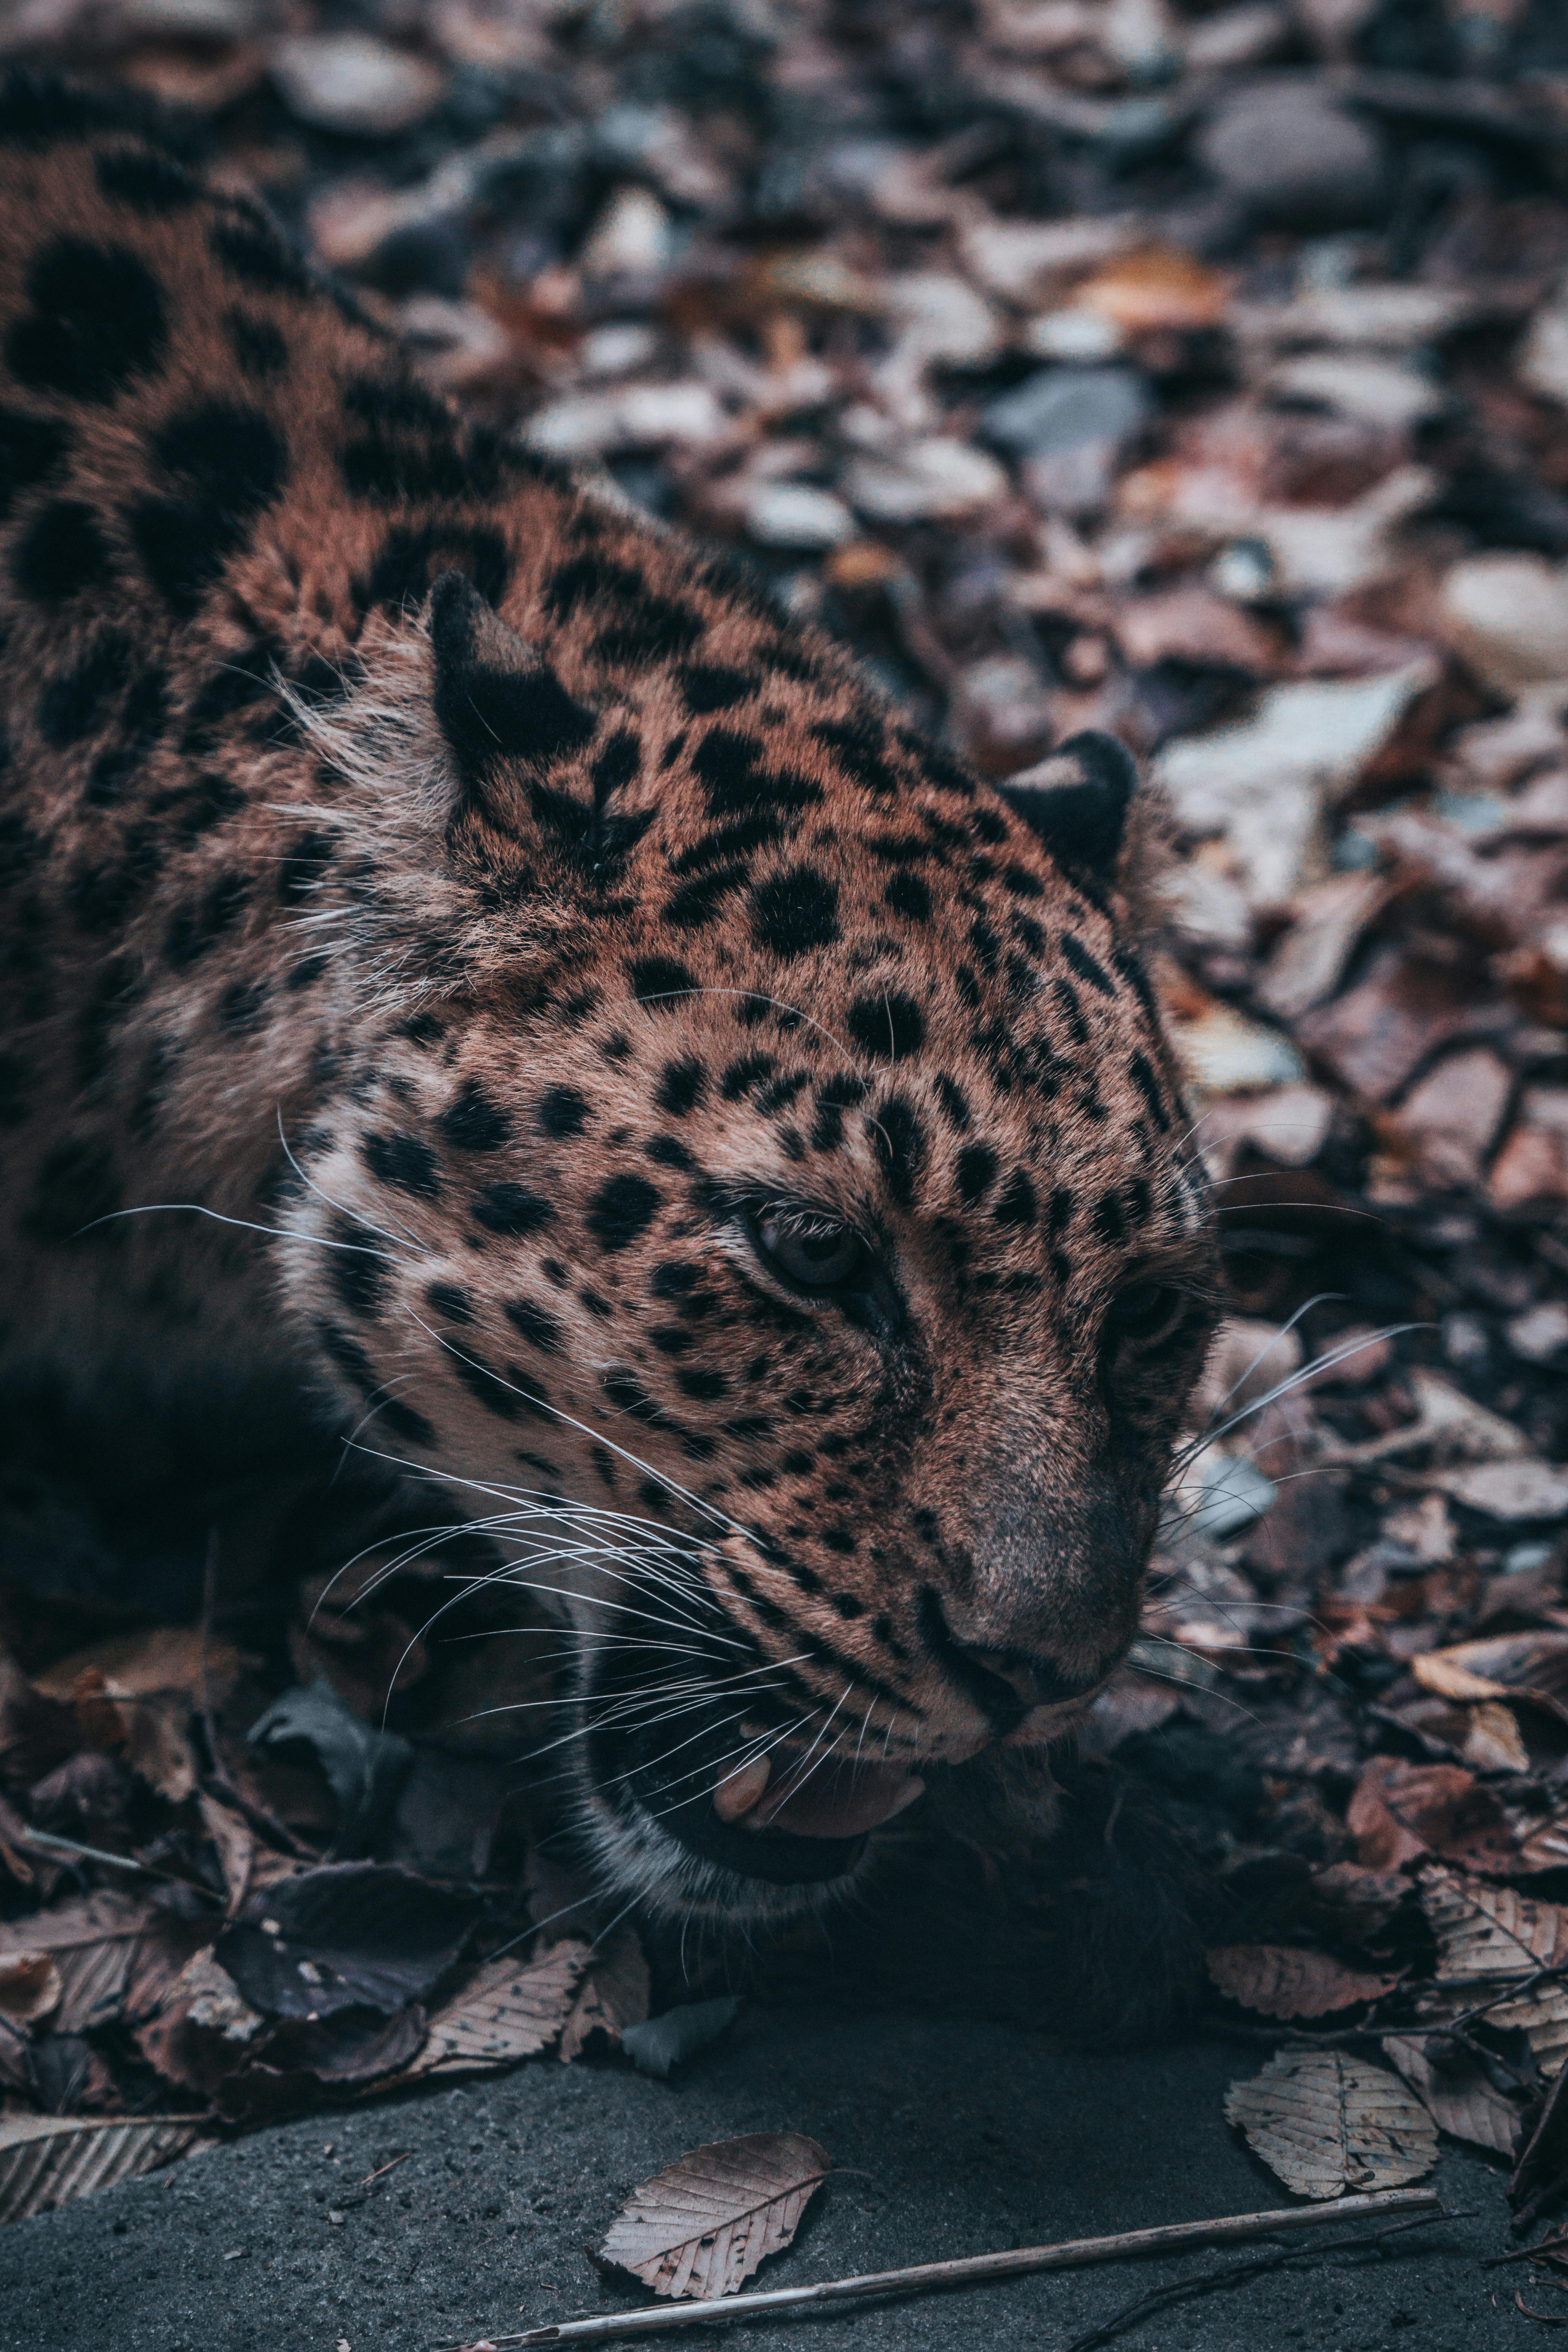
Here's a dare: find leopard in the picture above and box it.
[0,69,1220,1939]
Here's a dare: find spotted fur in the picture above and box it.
[0,74,1218,1925]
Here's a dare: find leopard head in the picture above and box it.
[280,566,1219,1924]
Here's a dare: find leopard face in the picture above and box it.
[0,74,1219,1928]
[278,578,1219,1923]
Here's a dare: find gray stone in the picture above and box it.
[1196,80,1386,228]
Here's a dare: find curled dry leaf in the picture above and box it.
[599,2133,832,2300]
[0,1892,153,2034]
[0,2111,202,2225]
[558,1926,650,2063]
[1224,2050,1438,2199]
[1382,2034,1520,2156]
[0,1953,61,2029]
[1206,1944,1400,2020]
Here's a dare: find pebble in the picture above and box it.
[270,35,446,138]
[743,482,855,549]
[843,437,1008,524]
[1438,555,1568,699]
[1196,81,1386,228]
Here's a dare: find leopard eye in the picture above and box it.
[1104,1282,1193,1351]
[753,1210,869,1295]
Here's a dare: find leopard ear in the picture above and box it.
[427,568,596,807]
[998,731,1137,893]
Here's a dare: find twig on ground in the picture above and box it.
[431,2186,1444,2350]
[1059,2210,1456,2352]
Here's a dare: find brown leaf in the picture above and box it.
[1308,1863,1412,1942]
[32,1626,243,1709]
[559,1926,651,2062]
[0,1893,154,2034]
[1422,1867,1568,1981]
[0,2112,202,2225]
[411,1939,589,2076]
[1206,1944,1399,2019]
[1224,2050,1438,2199]
[134,1949,269,2096]
[118,1692,198,1804]
[1465,1703,1533,1775]
[599,2133,832,2300]
[0,1954,61,2029]
[1348,1757,1516,1873]
[1383,2034,1521,2155]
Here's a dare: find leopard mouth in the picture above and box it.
[579,1693,924,1918]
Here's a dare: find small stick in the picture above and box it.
[434,2185,1443,2350]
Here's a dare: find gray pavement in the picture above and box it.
[0,2011,1522,2352]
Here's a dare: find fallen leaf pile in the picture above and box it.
[8,0,1568,2244]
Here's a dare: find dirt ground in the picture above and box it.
[0,2009,1524,2352]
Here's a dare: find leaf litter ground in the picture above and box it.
[10,0,1568,2323]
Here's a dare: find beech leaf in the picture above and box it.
[1206,1945,1400,2020]
[1422,1867,1568,1981]
[0,2111,202,2225]
[1382,2034,1521,2156]
[1225,2050,1438,2199]
[412,1939,590,2075]
[599,2133,832,2300]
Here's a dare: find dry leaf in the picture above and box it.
[412,1939,589,2075]
[1347,1758,1515,1874]
[134,1949,269,2096]
[0,1893,153,2034]
[1225,2050,1438,2199]
[1382,2034,1520,2155]
[599,2133,831,2300]
[1422,1867,1568,1981]
[0,1954,61,2029]
[1206,1945,1399,2019]
[1465,1703,1533,1775]
[1490,1985,1568,2081]
[0,2111,202,2225]
[33,1627,243,1708]
[559,1926,650,2062]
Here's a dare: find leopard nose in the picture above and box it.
[963,1647,1098,1714]
[917,1589,1102,1733]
